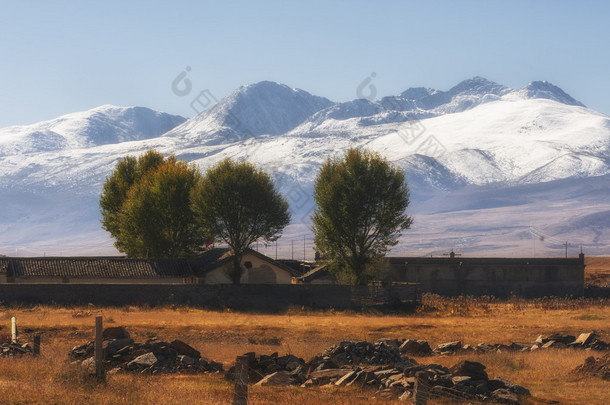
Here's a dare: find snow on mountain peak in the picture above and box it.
[448,76,509,96]
[164,80,334,144]
[518,80,585,107]
[0,105,186,155]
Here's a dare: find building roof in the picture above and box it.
[191,248,301,277]
[0,257,192,279]
[297,264,335,282]
[189,248,231,274]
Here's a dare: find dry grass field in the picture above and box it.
[0,296,608,404]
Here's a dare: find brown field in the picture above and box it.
[0,296,608,404]
[585,256,610,287]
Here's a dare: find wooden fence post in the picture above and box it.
[11,317,17,343]
[33,334,41,356]
[233,355,249,405]
[95,316,105,382]
[414,371,430,405]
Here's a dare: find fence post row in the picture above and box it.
[233,355,249,405]
[95,316,105,382]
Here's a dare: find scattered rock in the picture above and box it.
[103,326,130,340]
[171,339,200,358]
[104,338,134,356]
[399,339,432,356]
[398,390,412,401]
[450,360,488,381]
[127,352,159,370]
[494,377,531,396]
[0,341,34,356]
[491,388,522,404]
[572,354,610,380]
[571,332,595,347]
[434,341,462,354]
[546,333,575,345]
[255,370,295,386]
[334,370,358,386]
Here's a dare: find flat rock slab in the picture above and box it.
[127,352,159,369]
[572,332,595,346]
[104,338,134,356]
[171,339,200,358]
[495,377,531,396]
[436,341,462,352]
[256,370,294,386]
[309,368,353,379]
[491,388,522,404]
[450,360,488,381]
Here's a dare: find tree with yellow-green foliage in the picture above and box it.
[312,148,413,285]
[100,150,204,258]
[191,158,290,284]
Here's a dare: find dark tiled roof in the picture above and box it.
[3,257,192,279]
[276,260,304,273]
[190,248,231,276]
[297,264,334,282]
[190,248,301,277]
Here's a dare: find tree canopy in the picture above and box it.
[192,158,291,283]
[312,148,413,285]
[100,150,204,258]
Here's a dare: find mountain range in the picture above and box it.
[1,77,609,258]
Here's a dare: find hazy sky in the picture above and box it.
[1,0,609,127]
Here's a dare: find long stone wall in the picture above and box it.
[386,256,585,297]
[0,283,420,309]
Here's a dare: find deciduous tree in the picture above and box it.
[312,148,413,285]
[192,158,290,283]
[100,150,203,258]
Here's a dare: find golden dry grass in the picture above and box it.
[0,298,608,404]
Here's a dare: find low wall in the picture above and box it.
[387,257,585,297]
[0,283,420,309]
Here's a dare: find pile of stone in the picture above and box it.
[429,332,609,356]
[69,326,223,375]
[531,332,608,351]
[0,341,34,356]
[313,339,405,367]
[572,353,610,380]
[230,340,531,404]
[225,352,307,385]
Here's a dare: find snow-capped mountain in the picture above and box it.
[163,81,333,145]
[0,105,186,155]
[1,77,609,257]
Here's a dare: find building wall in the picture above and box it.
[0,283,420,309]
[386,256,585,297]
[308,277,337,285]
[204,253,293,284]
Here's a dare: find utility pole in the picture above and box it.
[303,235,306,260]
[565,241,568,258]
[443,249,461,259]
[275,242,278,260]
[291,240,294,260]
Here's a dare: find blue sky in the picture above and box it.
[1,0,609,127]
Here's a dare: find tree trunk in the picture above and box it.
[230,255,242,284]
